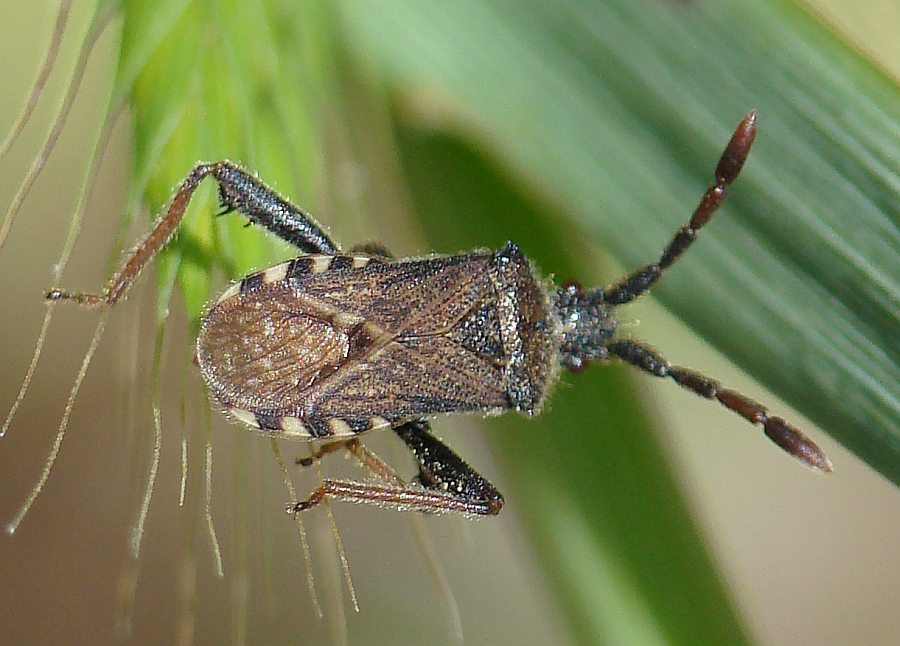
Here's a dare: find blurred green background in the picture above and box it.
[0,1,897,644]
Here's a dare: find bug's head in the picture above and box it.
[554,281,618,372]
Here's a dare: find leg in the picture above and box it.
[47,161,338,307]
[604,111,758,305]
[289,420,505,516]
[295,439,353,467]
[295,438,403,486]
[607,340,832,472]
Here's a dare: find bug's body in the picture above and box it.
[198,244,562,440]
[46,111,832,519]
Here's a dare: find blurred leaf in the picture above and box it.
[337,0,900,484]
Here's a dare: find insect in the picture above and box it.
[47,110,832,519]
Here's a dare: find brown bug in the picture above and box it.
[47,111,832,519]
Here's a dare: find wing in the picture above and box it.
[197,252,513,438]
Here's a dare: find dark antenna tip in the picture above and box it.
[715,109,758,184]
[764,417,834,473]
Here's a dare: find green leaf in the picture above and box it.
[336,0,900,485]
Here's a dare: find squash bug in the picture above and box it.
[45,110,832,519]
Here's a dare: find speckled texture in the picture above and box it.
[197,248,559,438]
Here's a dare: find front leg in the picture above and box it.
[47,161,338,307]
[289,420,505,517]
[212,162,337,254]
